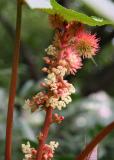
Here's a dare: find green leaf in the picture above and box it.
[25,0,112,26]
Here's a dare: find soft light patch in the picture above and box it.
[25,0,52,9]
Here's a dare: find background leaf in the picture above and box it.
[25,0,112,26]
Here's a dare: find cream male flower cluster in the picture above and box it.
[22,141,59,160]
[22,15,99,160]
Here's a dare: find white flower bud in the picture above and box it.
[63,96,72,104]
[57,101,66,110]
[45,45,57,56]
[69,84,76,94]
[23,99,31,111]
[49,141,59,151]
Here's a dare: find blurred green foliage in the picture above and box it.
[0,0,114,160]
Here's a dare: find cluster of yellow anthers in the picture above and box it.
[22,141,59,160]
[22,15,99,160]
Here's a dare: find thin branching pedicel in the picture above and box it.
[22,15,99,160]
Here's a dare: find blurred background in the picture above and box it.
[0,0,114,159]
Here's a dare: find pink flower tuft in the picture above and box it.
[75,31,99,58]
[59,47,82,74]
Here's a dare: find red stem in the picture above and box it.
[36,107,53,160]
[76,121,114,160]
[5,1,22,160]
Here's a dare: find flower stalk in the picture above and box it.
[36,107,53,160]
[5,0,22,160]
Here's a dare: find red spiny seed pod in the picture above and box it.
[75,30,99,58]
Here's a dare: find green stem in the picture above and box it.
[5,1,22,160]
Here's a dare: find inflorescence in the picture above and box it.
[22,14,99,160]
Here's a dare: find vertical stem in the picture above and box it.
[5,0,22,160]
[76,121,114,160]
[36,107,53,160]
